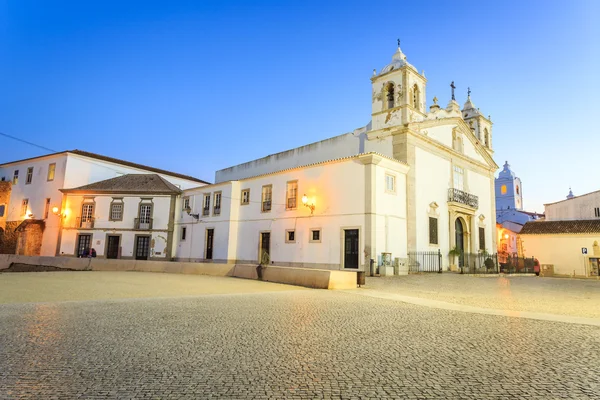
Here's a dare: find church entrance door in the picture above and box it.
[455,218,465,267]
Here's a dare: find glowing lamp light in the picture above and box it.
[504,234,509,239]
[302,194,315,215]
[52,206,59,214]
[52,206,69,218]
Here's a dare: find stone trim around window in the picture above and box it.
[285,229,296,243]
[309,228,321,243]
[241,189,250,205]
[109,198,124,221]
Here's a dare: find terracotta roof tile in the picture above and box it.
[61,174,182,194]
[520,220,600,235]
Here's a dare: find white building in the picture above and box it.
[0,150,207,256]
[545,188,600,221]
[175,45,499,271]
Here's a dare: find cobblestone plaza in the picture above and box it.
[0,272,599,399]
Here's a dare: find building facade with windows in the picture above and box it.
[544,188,600,221]
[0,150,207,256]
[57,174,182,260]
[184,45,500,270]
[175,153,409,270]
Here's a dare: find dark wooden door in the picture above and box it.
[106,236,120,259]
[77,234,92,257]
[135,236,150,260]
[344,229,359,269]
[260,232,270,264]
[206,229,214,260]
[455,218,464,267]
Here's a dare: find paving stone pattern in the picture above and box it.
[0,290,599,399]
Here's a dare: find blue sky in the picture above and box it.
[1,0,599,212]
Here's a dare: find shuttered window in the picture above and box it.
[429,217,438,245]
[479,227,486,251]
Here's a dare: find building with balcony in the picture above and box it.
[0,150,208,256]
[57,174,183,260]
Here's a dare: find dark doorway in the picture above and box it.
[135,236,150,260]
[77,234,92,257]
[455,218,465,266]
[205,229,214,260]
[259,232,270,264]
[344,229,359,269]
[106,236,120,259]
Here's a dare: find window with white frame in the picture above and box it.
[453,166,464,191]
[182,196,190,211]
[385,174,396,193]
[213,192,222,215]
[25,167,33,184]
[47,163,56,181]
[13,170,19,185]
[261,185,272,212]
[286,181,297,209]
[81,203,94,223]
[241,189,250,205]
[21,199,29,216]
[203,194,211,216]
[309,229,321,243]
[110,199,124,221]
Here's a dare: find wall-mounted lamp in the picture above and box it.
[52,206,68,218]
[504,234,509,239]
[301,194,315,215]
[25,211,34,219]
[185,207,200,220]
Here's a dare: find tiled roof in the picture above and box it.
[520,220,600,235]
[61,174,182,194]
[0,149,210,184]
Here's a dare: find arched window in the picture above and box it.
[385,82,395,110]
[412,84,420,110]
[516,185,520,195]
[484,128,490,147]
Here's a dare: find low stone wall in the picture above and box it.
[0,255,357,289]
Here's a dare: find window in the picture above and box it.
[261,185,272,212]
[25,167,33,184]
[453,166,464,191]
[385,82,395,110]
[181,227,187,241]
[501,185,507,195]
[310,229,321,243]
[47,163,56,181]
[412,84,420,110]
[516,185,520,195]
[385,174,396,193]
[213,192,222,215]
[13,170,19,185]
[81,203,94,222]
[182,196,190,211]
[286,230,295,243]
[241,189,250,205]
[429,217,438,245]
[484,128,490,147]
[203,194,210,216]
[595,207,600,218]
[110,200,124,221]
[479,227,486,251]
[286,181,298,209]
[21,199,29,216]
[44,198,51,219]
[0,204,5,217]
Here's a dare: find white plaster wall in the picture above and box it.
[64,154,202,190]
[467,170,495,253]
[462,135,487,164]
[59,230,170,259]
[414,148,452,259]
[545,191,600,221]
[425,125,453,148]
[519,234,600,276]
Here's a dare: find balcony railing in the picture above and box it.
[213,206,221,215]
[134,218,153,230]
[76,217,95,229]
[287,197,297,209]
[202,207,210,216]
[448,188,479,209]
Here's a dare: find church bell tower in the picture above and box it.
[370,41,427,131]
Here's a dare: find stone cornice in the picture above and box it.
[370,65,427,83]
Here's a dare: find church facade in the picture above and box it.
[178,45,499,271]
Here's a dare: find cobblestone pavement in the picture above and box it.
[365,274,600,319]
[1,288,599,399]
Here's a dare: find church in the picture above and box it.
[171,43,499,272]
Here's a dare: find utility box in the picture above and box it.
[540,264,554,277]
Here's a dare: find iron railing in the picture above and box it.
[134,218,153,230]
[262,200,272,212]
[459,252,537,274]
[213,206,221,215]
[202,207,210,216]
[76,217,95,229]
[287,198,297,209]
[408,250,442,273]
[448,188,479,209]
[498,253,537,274]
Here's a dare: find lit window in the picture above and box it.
[25,167,33,184]
[47,163,56,181]
[286,181,298,209]
[501,185,507,195]
[385,174,396,193]
[241,189,250,205]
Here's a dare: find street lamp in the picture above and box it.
[302,194,315,215]
[52,206,68,218]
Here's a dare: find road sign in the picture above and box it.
[582,248,588,254]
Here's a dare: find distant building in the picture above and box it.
[544,188,600,221]
[0,150,207,256]
[495,161,543,229]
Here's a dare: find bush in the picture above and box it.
[484,257,495,269]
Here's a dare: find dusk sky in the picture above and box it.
[1,0,598,212]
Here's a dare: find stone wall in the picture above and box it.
[0,221,19,255]
[15,220,45,256]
